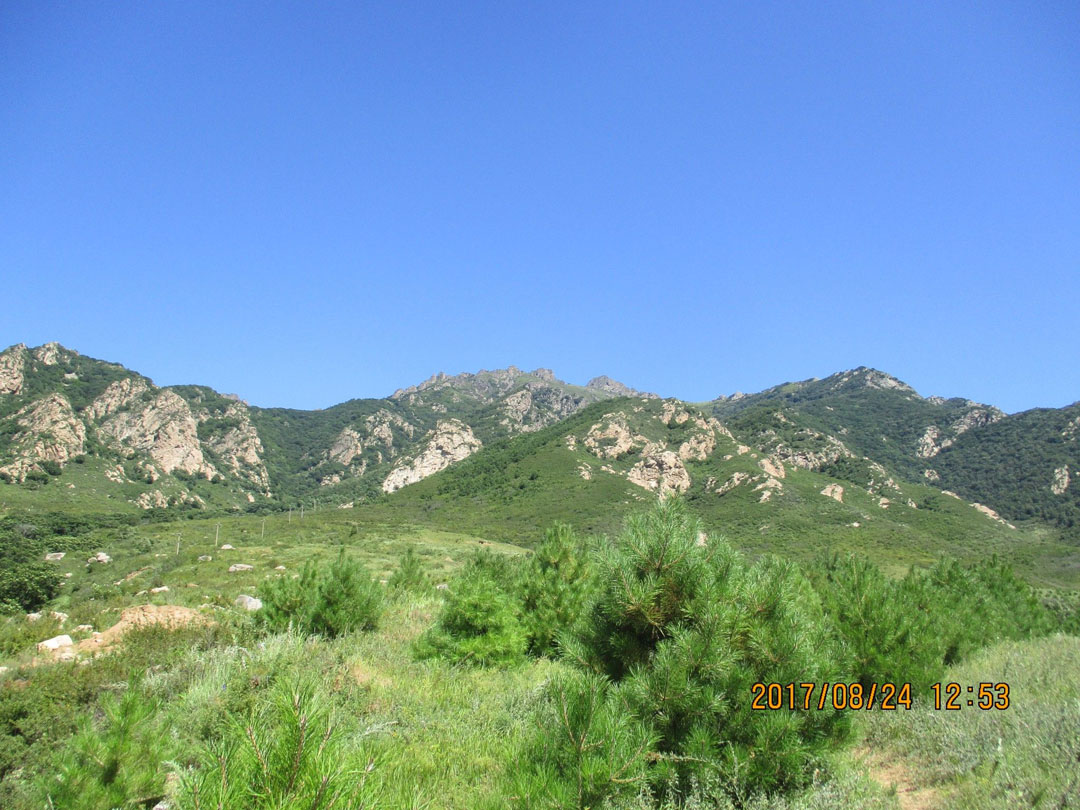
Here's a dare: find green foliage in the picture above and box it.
[807,554,943,692]
[43,685,176,810]
[257,551,382,637]
[177,675,377,810]
[0,563,58,614]
[386,547,431,593]
[511,670,656,810]
[933,403,1080,535]
[553,499,848,802]
[808,554,1056,694]
[518,523,598,656]
[415,568,527,666]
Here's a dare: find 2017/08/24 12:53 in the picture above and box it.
[750,682,1011,711]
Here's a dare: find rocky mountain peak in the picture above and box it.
[585,375,658,399]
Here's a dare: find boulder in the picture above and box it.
[26,612,42,622]
[197,555,212,562]
[88,552,112,564]
[45,552,65,561]
[50,611,68,623]
[150,586,170,594]
[234,595,263,611]
[228,564,254,573]
[220,544,235,550]
[37,634,73,652]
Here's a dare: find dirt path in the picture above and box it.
[856,747,940,810]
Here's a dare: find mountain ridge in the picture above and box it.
[1,342,1076,539]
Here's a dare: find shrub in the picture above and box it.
[178,675,378,810]
[0,563,59,614]
[387,547,430,593]
[42,686,175,810]
[511,670,656,810]
[552,498,848,801]
[518,523,598,657]
[414,568,527,666]
[807,554,944,692]
[257,551,382,637]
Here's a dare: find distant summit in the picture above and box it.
[586,375,659,399]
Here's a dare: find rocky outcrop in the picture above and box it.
[951,407,1003,435]
[916,426,951,459]
[586,376,658,399]
[0,344,26,395]
[382,419,482,493]
[135,490,169,509]
[329,410,415,467]
[584,413,650,460]
[86,378,151,421]
[1052,465,1070,496]
[714,472,749,495]
[754,476,783,502]
[33,342,67,366]
[759,457,786,479]
[820,484,844,502]
[201,403,270,491]
[0,394,87,481]
[971,501,1014,527]
[627,451,691,495]
[767,430,853,471]
[98,390,215,477]
[499,384,586,434]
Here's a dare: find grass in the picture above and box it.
[862,634,1080,809]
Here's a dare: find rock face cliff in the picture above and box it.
[382,419,482,493]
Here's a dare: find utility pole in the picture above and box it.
[300,504,304,520]
[175,531,182,556]
[261,518,266,540]
[215,523,221,548]
[288,508,292,523]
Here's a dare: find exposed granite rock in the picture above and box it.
[821,483,844,502]
[951,407,1004,435]
[754,476,783,503]
[135,490,169,509]
[586,376,658,399]
[382,419,482,493]
[627,451,691,495]
[0,394,87,481]
[86,377,151,421]
[1052,465,1070,496]
[33,342,68,366]
[916,426,951,459]
[0,343,27,396]
[98,390,215,477]
[758,457,786,479]
[584,413,649,460]
[201,402,270,491]
[715,472,749,495]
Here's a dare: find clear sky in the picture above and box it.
[2,2,1077,413]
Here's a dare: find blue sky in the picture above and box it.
[2,1,1077,413]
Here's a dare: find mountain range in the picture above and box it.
[0,342,1076,554]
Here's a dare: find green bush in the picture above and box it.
[386,547,431,593]
[414,568,527,666]
[552,498,848,802]
[807,554,944,692]
[518,523,598,657]
[0,563,59,614]
[257,551,382,637]
[42,686,175,810]
[511,670,656,810]
[178,675,378,810]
